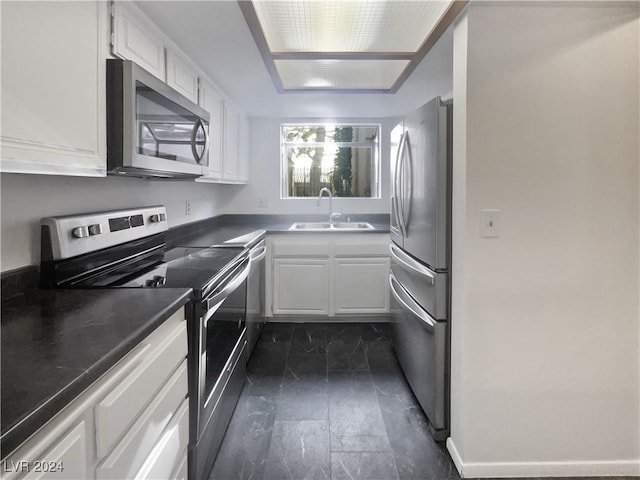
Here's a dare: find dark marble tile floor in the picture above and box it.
[210,321,454,480]
[210,322,636,480]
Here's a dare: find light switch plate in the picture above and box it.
[481,209,500,237]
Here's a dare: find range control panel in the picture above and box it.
[42,206,168,260]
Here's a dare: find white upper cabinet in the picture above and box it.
[165,50,199,104]
[222,101,240,182]
[111,2,165,80]
[112,1,250,185]
[197,79,224,181]
[238,113,251,183]
[0,1,108,176]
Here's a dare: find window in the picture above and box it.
[281,124,380,198]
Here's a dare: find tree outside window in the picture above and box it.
[281,124,380,198]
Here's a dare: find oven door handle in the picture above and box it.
[204,259,250,311]
[249,245,266,263]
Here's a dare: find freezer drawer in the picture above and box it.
[390,242,447,320]
[389,272,447,436]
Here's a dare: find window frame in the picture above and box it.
[280,123,381,200]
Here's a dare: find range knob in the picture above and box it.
[88,224,103,236]
[149,213,166,223]
[72,226,89,238]
[153,275,166,286]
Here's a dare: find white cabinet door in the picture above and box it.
[273,259,330,315]
[196,79,224,181]
[0,1,107,176]
[165,50,199,104]
[22,422,87,480]
[238,113,250,183]
[222,101,240,182]
[134,400,189,480]
[95,321,187,458]
[111,2,165,80]
[334,258,390,314]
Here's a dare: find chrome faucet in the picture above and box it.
[317,187,341,224]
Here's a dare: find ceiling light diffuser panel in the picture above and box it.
[252,1,452,53]
[239,0,465,92]
[275,59,410,90]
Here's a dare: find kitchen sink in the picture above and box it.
[289,222,374,231]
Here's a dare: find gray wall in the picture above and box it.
[0,173,236,270]
[449,4,639,476]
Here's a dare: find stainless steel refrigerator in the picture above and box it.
[389,96,452,441]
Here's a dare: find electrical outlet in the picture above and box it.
[481,209,499,237]
[258,197,268,209]
[185,200,192,216]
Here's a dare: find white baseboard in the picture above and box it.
[267,315,390,323]
[446,437,464,476]
[446,438,640,478]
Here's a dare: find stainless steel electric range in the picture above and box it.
[40,206,265,480]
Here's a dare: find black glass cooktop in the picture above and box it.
[76,246,245,298]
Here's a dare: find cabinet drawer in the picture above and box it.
[96,361,187,480]
[135,399,189,480]
[272,243,330,258]
[170,451,188,480]
[334,241,389,257]
[95,320,187,458]
[20,421,87,480]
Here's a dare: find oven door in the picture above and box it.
[191,257,249,479]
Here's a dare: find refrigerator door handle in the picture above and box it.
[389,272,436,331]
[389,243,435,285]
[402,132,413,234]
[390,196,402,237]
[395,132,407,237]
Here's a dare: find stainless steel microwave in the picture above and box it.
[107,59,209,179]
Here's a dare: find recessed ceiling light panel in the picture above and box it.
[239,0,467,93]
[252,1,452,53]
[275,58,410,90]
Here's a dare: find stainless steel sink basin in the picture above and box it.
[289,222,374,231]
[331,222,374,230]
[289,222,332,230]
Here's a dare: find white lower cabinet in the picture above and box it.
[1,309,188,480]
[134,399,189,480]
[267,233,390,317]
[273,259,330,315]
[21,422,87,480]
[334,257,390,314]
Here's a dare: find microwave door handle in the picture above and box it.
[204,260,250,311]
[402,132,412,234]
[389,273,436,331]
[191,119,209,164]
[389,242,435,285]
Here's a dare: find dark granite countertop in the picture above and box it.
[1,287,192,457]
[1,212,389,457]
[167,213,390,248]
